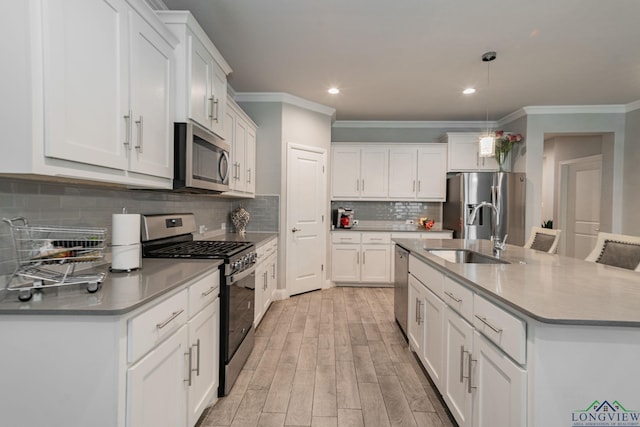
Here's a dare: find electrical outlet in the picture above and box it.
[221,223,226,231]
[405,219,415,225]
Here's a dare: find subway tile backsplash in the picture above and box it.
[0,178,260,277]
[231,195,279,233]
[330,201,442,223]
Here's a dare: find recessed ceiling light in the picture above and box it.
[463,88,476,95]
[328,87,340,95]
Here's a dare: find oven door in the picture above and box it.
[224,264,255,363]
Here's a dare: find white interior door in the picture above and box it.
[286,145,327,296]
[561,156,602,258]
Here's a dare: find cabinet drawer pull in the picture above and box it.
[201,286,216,297]
[213,98,219,123]
[444,291,462,303]
[474,314,503,333]
[156,309,184,329]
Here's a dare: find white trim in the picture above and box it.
[332,120,496,129]
[234,92,336,117]
[497,108,527,126]
[272,289,289,301]
[155,11,232,74]
[523,105,626,115]
[626,100,640,113]
[143,0,167,10]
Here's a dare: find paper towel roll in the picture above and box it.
[111,243,141,271]
[112,214,141,246]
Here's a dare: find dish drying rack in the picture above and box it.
[3,217,108,301]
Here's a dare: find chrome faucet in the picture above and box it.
[467,201,508,254]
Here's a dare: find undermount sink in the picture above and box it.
[427,249,509,264]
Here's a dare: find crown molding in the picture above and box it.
[332,120,496,129]
[234,92,336,117]
[497,108,527,126]
[626,100,640,113]
[143,0,167,10]
[522,105,627,115]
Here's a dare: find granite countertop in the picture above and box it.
[394,238,640,327]
[0,259,221,315]
[0,231,277,316]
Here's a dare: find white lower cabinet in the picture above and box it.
[187,300,220,427]
[409,258,527,427]
[472,331,526,427]
[408,274,426,355]
[443,307,474,427]
[127,325,189,427]
[331,232,391,284]
[255,237,278,326]
[125,270,219,427]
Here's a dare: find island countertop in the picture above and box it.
[394,238,640,327]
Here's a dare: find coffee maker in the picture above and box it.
[333,207,355,229]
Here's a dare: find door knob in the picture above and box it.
[292,227,302,233]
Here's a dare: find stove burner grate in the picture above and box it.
[146,240,251,257]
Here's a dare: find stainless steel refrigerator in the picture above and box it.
[443,172,526,246]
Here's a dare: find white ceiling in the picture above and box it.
[161,0,640,121]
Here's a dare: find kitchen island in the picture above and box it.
[394,237,640,427]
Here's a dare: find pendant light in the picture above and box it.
[479,51,497,157]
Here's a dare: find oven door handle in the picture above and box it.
[228,264,256,284]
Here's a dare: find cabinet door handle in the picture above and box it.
[202,286,216,297]
[156,309,184,329]
[208,97,215,120]
[194,339,201,376]
[418,181,421,193]
[134,116,143,153]
[247,168,252,183]
[264,271,268,290]
[474,314,503,333]
[413,180,416,192]
[184,346,193,386]
[362,179,365,192]
[123,110,132,149]
[356,179,360,191]
[460,346,467,383]
[213,97,219,123]
[444,291,462,303]
[363,252,366,264]
[468,352,477,393]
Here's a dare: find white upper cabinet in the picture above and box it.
[389,144,447,201]
[224,97,257,198]
[3,0,177,188]
[333,143,446,201]
[331,145,388,199]
[443,133,504,172]
[158,11,231,139]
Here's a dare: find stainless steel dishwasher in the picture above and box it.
[394,245,409,338]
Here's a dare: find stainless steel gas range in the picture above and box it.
[141,214,256,396]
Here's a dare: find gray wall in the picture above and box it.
[624,108,640,235]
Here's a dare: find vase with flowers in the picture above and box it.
[494,130,524,171]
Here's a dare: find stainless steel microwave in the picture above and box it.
[174,122,230,193]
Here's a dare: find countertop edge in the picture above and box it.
[395,240,640,328]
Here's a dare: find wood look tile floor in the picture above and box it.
[199,287,456,427]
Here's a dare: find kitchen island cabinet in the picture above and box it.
[0,260,221,427]
[1,0,178,189]
[395,238,640,427]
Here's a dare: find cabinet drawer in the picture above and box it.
[128,289,188,363]
[257,237,277,261]
[473,294,526,364]
[361,232,391,244]
[443,277,473,322]
[408,255,444,298]
[188,271,220,317]
[331,233,361,244]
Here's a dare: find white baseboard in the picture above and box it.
[272,289,289,301]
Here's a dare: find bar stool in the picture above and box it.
[584,232,640,271]
[524,227,562,254]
